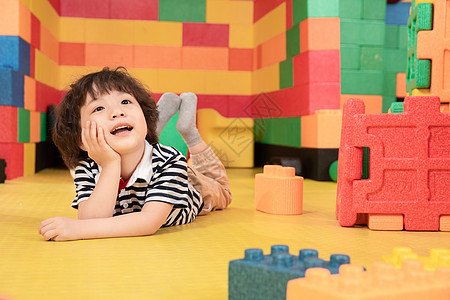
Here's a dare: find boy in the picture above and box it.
[38,67,232,241]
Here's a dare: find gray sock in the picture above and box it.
[156,92,181,136]
[176,92,202,147]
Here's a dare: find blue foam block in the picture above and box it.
[386,2,411,25]
[228,245,351,300]
[0,35,30,76]
[0,68,24,107]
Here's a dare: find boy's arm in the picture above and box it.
[39,201,173,241]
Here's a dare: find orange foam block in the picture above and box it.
[255,165,303,215]
[396,72,406,98]
[134,45,181,69]
[300,18,340,53]
[85,44,134,67]
[181,46,229,70]
[287,263,450,300]
[301,109,342,148]
[367,214,404,230]
[416,0,450,102]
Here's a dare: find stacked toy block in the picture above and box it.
[407,0,450,111]
[255,165,303,215]
[286,262,450,299]
[228,245,351,300]
[336,96,450,231]
[0,0,61,180]
[383,247,450,271]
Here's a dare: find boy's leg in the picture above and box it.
[156,92,181,136]
[176,92,232,214]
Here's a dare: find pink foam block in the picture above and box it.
[336,96,450,231]
[182,23,229,48]
[293,50,340,85]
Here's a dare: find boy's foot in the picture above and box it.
[156,92,181,136]
[176,92,202,147]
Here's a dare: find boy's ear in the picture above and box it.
[79,142,87,151]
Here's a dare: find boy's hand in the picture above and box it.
[38,217,81,241]
[81,121,121,168]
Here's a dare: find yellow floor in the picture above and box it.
[0,168,449,300]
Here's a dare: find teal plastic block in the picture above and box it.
[339,0,363,19]
[382,95,397,113]
[279,58,293,89]
[390,102,404,113]
[229,245,351,300]
[341,44,361,70]
[406,2,433,93]
[383,72,397,96]
[362,0,386,20]
[341,19,385,45]
[286,23,300,59]
[384,48,407,72]
[385,25,399,49]
[158,0,206,22]
[360,46,384,71]
[341,70,384,95]
[158,111,188,156]
[18,108,30,143]
[293,0,339,24]
[254,117,301,148]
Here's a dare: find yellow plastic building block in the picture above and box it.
[197,109,253,168]
[255,165,303,215]
[382,247,450,271]
[287,262,450,299]
[301,109,342,148]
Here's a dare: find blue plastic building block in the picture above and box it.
[228,245,351,300]
[0,36,30,76]
[386,2,412,25]
[0,68,24,107]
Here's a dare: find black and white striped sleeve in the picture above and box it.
[72,160,97,209]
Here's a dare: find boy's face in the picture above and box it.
[79,90,148,155]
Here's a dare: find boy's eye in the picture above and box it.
[93,106,104,113]
[121,99,131,104]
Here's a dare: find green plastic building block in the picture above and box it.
[360,46,384,71]
[406,2,433,93]
[398,26,407,49]
[341,44,360,70]
[341,19,385,45]
[384,48,407,72]
[279,58,293,89]
[286,23,300,59]
[40,112,46,142]
[293,0,339,25]
[158,111,187,156]
[254,117,301,148]
[385,25,399,49]
[383,72,397,97]
[363,0,386,20]
[159,0,206,22]
[339,0,363,19]
[341,70,384,95]
[18,108,30,143]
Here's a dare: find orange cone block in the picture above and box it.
[255,165,303,215]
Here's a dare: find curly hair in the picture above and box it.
[53,67,159,169]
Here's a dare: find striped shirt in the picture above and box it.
[72,142,203,227]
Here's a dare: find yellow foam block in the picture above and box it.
[59,66,99,90]
[206,0,253,24]
[24,75,36,111]
[29,0,59,39]
[128,68,158,92]
[197,108,254,168]
[254,3,286,46]
[59,17,85,43]
[134,21,182,46]
[382,247,450,271]
[35,50,60,89]
[85,19,134,45]
[40,24,59,64]
[23,143,35,176]
[29,111,40,143]
[155,69,206,94]
[204,71,252,95]
[252,64,279,94]
[340,94,383,114]
[301,109,342,148]
[229,24,254,48]
[255,165,303,215]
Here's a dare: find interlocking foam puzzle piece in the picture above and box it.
[382,247,450,271]
[416,0,450,102]
[197,109,254,168]
[229,245,350,300]
[293,50,340,85]
[286,262,450,299]
[406,2,433,93]
[299,17,340,52]
[255,165,303,215]
[301,109,342,148]
[336,96,450,231]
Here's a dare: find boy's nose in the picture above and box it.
[111,111,125,118]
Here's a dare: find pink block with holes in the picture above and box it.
[336,96,450,231]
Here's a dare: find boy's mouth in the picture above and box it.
[111,125,133,136]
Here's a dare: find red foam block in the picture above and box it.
[336,96,450,231]
[0,106,18,143]
[0,143,24,179]
[293,50,340,85]
[183,23,229,48]
[110,0,158,20]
